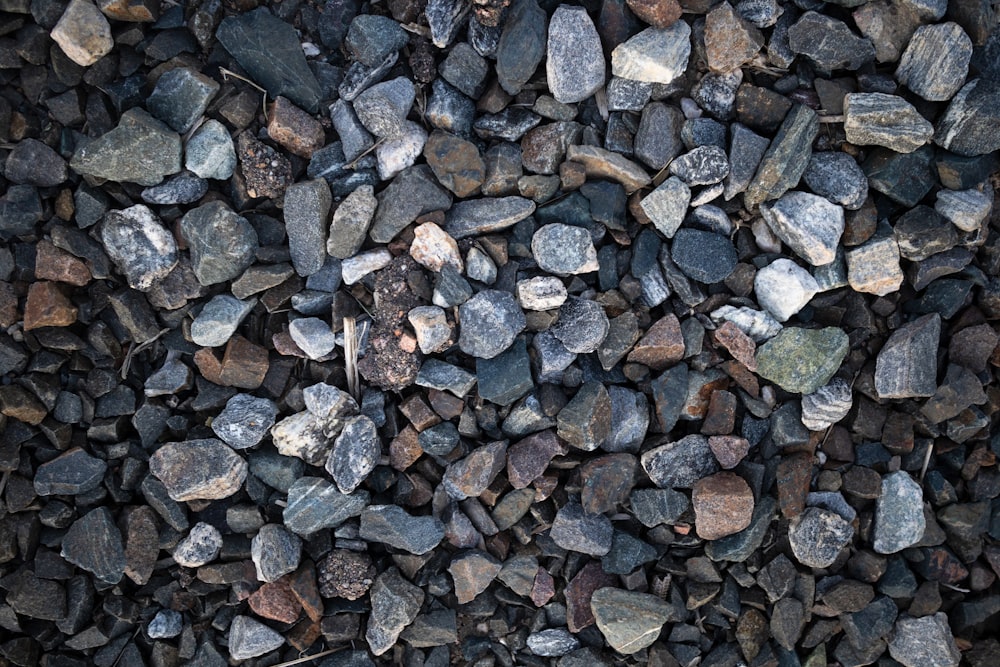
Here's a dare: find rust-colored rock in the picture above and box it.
[219,336,269,389]
[713,320,757,371]
[0,385,47,425]
[424,130,486,197]
[566,561,616,632]
[627,314,685,370]
[267,97,325,158]
[531,568,556,606]
[776,453,812,519]
[626,0,682,28]
[390,426,423,471]
[23,281,77,331]
[35,240,91,286]
[702,390,737,435]
[692,472,754,540]
[237,131,293,199]
[290,562,324,623]
[249,576,303,623]
[708,435,750,469]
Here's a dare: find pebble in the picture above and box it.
[801,378,853,430]
[754,258,820,322]
[611,23,691,85]
[173,522,223,567]
[693,472,755,540]
[185,120,237,180]
[4,139,67,187]
[427,0,471,48]
[708,435,750,469]
[443,440,507,499]
[495,0,547,94]
[846,233,904,296]
[444,196,535,239]
[844,93,934,153]
[527,628,580,657]
[756,326,849,394]
[458,289,525,359]
[70,108,181,186]
[285,179,332,277]
[366,568,425,656]
[788,507,855,568]
[671,228,738,283]
[896,22,972,102]
[640,176,691,238]
[150,439,247,502]
[787,12,875,70]
[704,1,765,73]
[327,185,377,259]
[228,615,284,660]
[283,477,368,536]
[761,192,844,266]
[423,131,485,198]
[410,221,463,272]
[342,248,393,284]
[147,68,219,134]
[179,201,258,286]
[580,453,638,514]
[289,317,338,360]
[874,313,940,399]
[50,0,113,66]
[271,412,333,465]
[873,471,926,554]
[590,588,674,654]
[211,394,278,450]
[565,145,652,193]
[516,276,568,311]
[641,434,719,489]
[251,524,301,583]
[99,204,178,292]
[626,0,682,27]
[407,306,452,353]
[550,502,613,556]
[359,505,445,554]
[550,297,610,354]
[745,104,818,209]
[635,103,685,170]
[934,188,992,232]
[34,447,107,495]
[190,295,254,348]
[547,5,605,104]
[888,613,961,667]
[803,152,868,210]
[60,507,126,584]
[345,14,408,66]
[669,146,730,186]
[327,415,380,493]
[628,314,685,370]
[439,42,488,98]
[147,610,183,639]
[353,77,415,139]
[141,172,208,206]
[376,120,428,179]
[449,550,502,603]
[934,78,1000,157]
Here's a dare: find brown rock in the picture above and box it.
[0,282,17,327]
[560,161,587,190]
[390,426,423,471]
[193,347,225,385]
[566,145,651,193]
[627,314,685,370]
[423,130,485,197]
[736,608,769,662]
[701,390,737,435]
[290,563,324,623]
[692,472,754,540]
[267,97,325,158]
[566,561,616,632]
[237,131,293,199]
[97,0,159,21]
[318,550,375,600]
[0,385,47,426]
[286,618,323,652]
[626,0,682,28]
[704,2,764,73]
[399,395,441,431]
[35,240,91,286]
[249,576,303,623]
[506,430,566,489]
[580,453,638,514]
[713,320,758,371]
[123,506,159,585]
[776,452,812,519]
[720,359,760,397]
[449,550,502,604]
[410,221,463,272]
[23,281,77,331]
[219,336,269,389]
[530,568,556,606]
[708,435,750,469]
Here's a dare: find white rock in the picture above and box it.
[934,188,992,232]
[754,258,819,322]
[408,305,453,353]
[376,120,427,180]
[172,522,223,567]
[410,221,463,272]
[517,276,568,311]
[342,248,392,284]
[710,305,782,342]
[801,377,853,430]
[611,24,691,84]
[760,191,844,266]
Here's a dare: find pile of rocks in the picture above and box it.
[1,0,999,664]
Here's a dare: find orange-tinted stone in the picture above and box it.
[267,97,325,158]
[627,313,685,370]
[692,472,754,540]
[248,577,302,623]
[23,281,77,330]
[219,336,268,389]
[35,240,91,286]
[626,0,682,28]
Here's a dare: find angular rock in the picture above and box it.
[640,176,691,238]
[51,0,113,66]
[61,507,125,584]
[934,78,1000,156]
[179,201,258,286]
[531,223,600,276]
[191,295,254,348]
[376,120,428,179]
[591,588,674,654]
[557,381,611,450]
[845,93,934,153]
[327,415,380,494]
[934,188,991,232]
[693,472,755,540]
[788,507,854,568]
[212,394,278,450]
[566,145,651,193]
[359,505,445,554]
[671,228,738,283]
[328,184,377,258]
[449,550,502,603]
[669,145,730,185]
[581,453,637,514]
[283,477,368,536]
[507,430,565,488]
[888,613,960,667]
[149,439,248,502]
[443,441,507,499]
[228,616,284,660]
[874,471,926,554]
[23,281,78,331]
[527,629,580,657]
[875,313,940,399]
[803,151,868,210]
[756,326,849,394]
[4,139,67,187]
[71,108,181,186]
[846,233,904,296]
[896,22,972,102]
[147,68,219,134]
[353,77,415,139]
[754,258,820,322]
[801,378,852,430]
[705,1,764,73]
[444,196,535,239]
[34,447,107,495]
[495,0,547,95]
[787,12,875,70]
[550,502,613,556]
[745,104,819,209]
[641,434,719,489]
[408,306,453,353]
[251,524,301,583]
[173,522,223,568]
[284,179,332,277]
[423,130,485,197]
[628,314,684,370]
[458,289,525,359]
[761,191,844,266]
[366,568,424,656]
[185,120,237,180]
[611,23,691,84]
[345,14,408,66]
[547,5,605,104]
[318,550,375,599]
[550,297,610,354]
[100,204,178,292]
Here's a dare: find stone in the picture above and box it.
[495,0,547,94]
[527,629,580,657]
[756,326,849,394]
[449,550,502,603]
[237,132,293,199]
[97,0,158,21]
[442,440,506,499]
[801,378,853,430]
[51,0,112,66]
[173,522,223,567]
[212,394,277,450]
[190,295,254,348]
[693,472,755,539]
[99,204,178,292]
[803,152,868,210]
[516,276,567,311]
[458,289,525,359]
[283,477,368,536]
[444,196,534,239]
[415,359,477,396]
[439,42,488,97]
[708,435,750,469]
[611,23,691,84]
[345,14,408,66]
[217,8,321,112]
[353,77,415,139]
[547,5,605,104]
[427,0,470,47]
[147,68,219,134]
[285,179,332,277]
[61,507,125,584]
[935,188,991,232]
[580,453,637,514]
[149,439,247,502]
[410,221,462,273]
[407,306,451,354]
[185,120,236,181]
[640,176,691,238]
[366,568,424,656]
[754,259,820,322]
[507,430,565,488]
[875,314,940,399]
[228,615,284,660]
[635,103,685,171]
[669,146,730,185]
[787,12,875,70]
[724,123,769,200]
[888,613,960,667]
[934,78,1000,156]
[319,549,375,599]
[267,97,325,158]
[359,505,445,554]
[180,201,258,286]
[341,248,392,285]
[641,434,719,489]
[844,93,934,153]
[628,314,684,370]
[147,610,182,639]
[376,121,428,179]
[761,191,844,266]
[423,131,485,197]
[789,507,854,568]
[34,447,107,495]
[328,184,376,258]
[327,415,379,494]
[4,138,67,187]
[251,524,301,583]
[551,502,613,556]
[141,172,208,206]
[671,228,738,283]
[846,234,904,296]
[874,471,926,554]
[745,104,819,209]
[705,1,764,73]
[72,108,182,186]
[557,381,611,450]
[591,588,674,654]
[626,0,681,27]
[896,22,972,101]
[23,281,77,331]
[330,99,374,162]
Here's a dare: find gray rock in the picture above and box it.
[228,615,284,661]
[426,0,469,48]
[641,434,719,489]
[147,68,219,134]
[366,568,425,656]
[528,629,580,657]
[443,441,507,499]
[185,119,236,180]
[34,447,107,496]
[329,99,374,163]
[496,0,547,95]
[212,394,278,450]
[251,523,301,582]
[190,295,254,348]
[934,188,992,232]
[590,588,674,654]
[550,502,613,556]
[0,186,43,238]
[605,386,649,453]
[271,412,333,465]
[756,326,849,394]
[533,331,577,383]
[787,12,875,70]
[547,5,605,104]
[341,248,392,285]
[141,172,208,206]
[606,77,652,112]
[875,313,940,399]
[761,191,844,266]
[3,138,67,187]
[630,488,688,528]
[283,476,369,536]
[375,120,427,180]
[477,339,533,406]
[179,201,258,286]
[745,104,819,209]
[724,123,770,200]
[557,381,612,451]
[345,14,408,66]
[440,42,488,98]
[217,8,321,112]
[801,378,853,430]
[415,359,477,397]
[803,152,868,210]
[327,184,376,259]
[754,258,820,322]
[370,165,452,243]
[640,176,691,238]
[326,415,379,494]
[934,78,1000,157]
[426,78,476,137]
[551,297,610,354]
[173,522,223,567]
[611,23,691,84]
[360,505,445,554]
[873,471,926,554]
[458,289,525,359]
[147,610,183,639]
[71,109,181,186]
[635,103,685,171]
[353,77,415,139]
[444,196,535,239]
[788,507,854,568]
[670,228,737,283]
[669,145,730,185]
[289,317,338,360]
[530,224,599,277]
[706,495,777,562]
[888,614,960,667]
[149,439,247,502]
[61,507,126,584]
[846,233,904,296]
[844,93,934,153]
[100,204,178,292]
[896,22,972,102]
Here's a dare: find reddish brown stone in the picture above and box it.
[627,313,685,370]
[390,425,422,471]
[776,453,812,519]
[219,335,269,389]
[35,240,91,286]
[193,348,225,385]
[290,562,324,623]
[287,618,322,652]
[842,465,881,499]
[881,411,915,455]
[843,198,877,246]
[530,568,556,607]
[720,359,760,397]
[97,0,159,22]
[682,370,729,421]
[23,281,77,331]
[249,576,302,623]
[692,472,754,540]
[272,330,307,358]
[424,130,486,197]
[704,2,764,73]
[919,547,969,585]
[506,430,566,489]
[713,320,758,371]
[702,390,737,435]
[428,389,464,420]
[580,453,637,514]
[626,0,682,28]
[708,435,750,469]
[267,96,325,158]
[399,394,442,431]
[0,282,17,328]
[566,561,616,632]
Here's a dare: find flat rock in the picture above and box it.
[611,23,691,85]
[557,381,612,450]
[787,11,875,70]
[147,68,219,134]
[669,145,730,185]
[800,377,853,430]
[443,441,507,499]
[285,179,332,277]
[179,201,258,286]
[327,415,380,494]
[353,77,415,139]
[550,502,613,556]
[547,5,605,103]
[874,471,926,554]
[934,78,1000,156]
[283,477,368,536]
[640,176,691,238]
[803,151,868,210]
[212,394,278,450]
[888,613,960,667]
[581,453,637,514]
[745,104,819,209]
[149,439,247,501]
[532,224,599,276]
[71,108,181,186]
[424,131,485,197]
[190,295,254,348]
[359,505,445,554]
[754,258,820,322]
[449,550,502,603]
[756,326,849,394]
[61,507,126,585]
[566,145,651,193]
[705,1,764,73]
[444,196,535,239]
[228,615,284,661]
[328,184,377,258]
[251,524,301,582]
[761,191,844,266]
[366,568,424,656]
[458,289,525,359]
[845,93,934,153]
[34,447,107,495]
[51,0,113,66]
[896,22,972,101]
[788,507,854,568]
[4,138,67,187]
[495,0,547,95]
[641,434,719,489]
[693,472,754,539]
[591,588,674,654]
[875,313,940,399]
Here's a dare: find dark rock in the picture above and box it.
[284,477,368,536]
[359,505,445,554]
[366,568,424,656]
[641,434,719,489]
[458,289,525,359]
[180,201,258,286]
[803,151,868,210]
[34,447,106,495]
[788,507,854,568]
[934,78,1000,156]
[547,5,605,103]
[61,507,126,584]
[147,67,219,134]
[3,138,67,187]
[228,615,284,660]
[745,104,819,209]
[345,14,407,66]
[670,228,738,283]
[251,523,301,582]
[787,11,875,70]
[70,108,181,186]
[557,381,612,451]
[590,588,674,654]
[551,502,613,556]
[149,439,247,501]
[896,22,972,101]
[495,0,546,95]
[427,0,470,48]
[875,313,940,399]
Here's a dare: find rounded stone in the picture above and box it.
[692,472,754,539]
[671,228,738,284]
[788,507,854,568]
[532,223,600,276]
[458,289,526,359]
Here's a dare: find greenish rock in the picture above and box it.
[477,337,533,406]
[744,104,818,209]
[146,68,220,134]
[185,120,236,180]
[756,327,849,394]
[590,588,675,654]
[70,108,181,186]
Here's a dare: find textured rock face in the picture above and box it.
[148,439,248,502]
[70,109,181,186]
[873,472,926,553]
[875,314,941,398]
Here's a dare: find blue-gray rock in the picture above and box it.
[477,337,533,406]
[896,22,972,102]
[0,186,43,238]
[329,99,375,163]
[327,415,379,494]
[3,138,67,187]
[550,502,613,556]
[427,0,470,48]
[874,313,940,399]
[100,204,178,292]
[289,317,338,360]
[34,447,106,495]
[803,151,868,210]
[527,629,581,657]
[724,122,770,200]
[635,102,685,171]
[212,394,278,450]
[547,5,605,104]
[934,188,992,232]
[147,610,183,639]
[426,78,476,136]
[603,531,657,574]
[190,295,254,348]
[934,78,1000,157]
[359,505,445,554]
[185,119,236,180]
[345,15,408,66]
[605,386,649,453]
[590,588,675,654]
[444,196,535,239]
[228,615,284,660]
[788,507,854,568]
[251,524,301,582]
[353,77,415,139]
[496,0,546,95]
[458,289,525,359]
[283,477,369,536]
[415,359,477,397]
[141,172,208,206]
[146,68,219,134]
[639,176,691,238]
[284,179,331,277]
[179,201,258,286]
[71,108,181,186]
[800,378,853,431]
[760,191,844,266]
[366,568,425,656]
[631,488,689,527]
[787,12,875,70]
[641,434,719,489]
[216,8,321,112]
[440,42,488,98]
[873,471,926,554]
[844,93,934,153]
[745,104,818,209]
[670,228,738,283]
[370,165,453,243]
[888,614,960,667]
[172,522,223,567]
[551,297,610,354]
[61,507,125,584]
[669,145,730,185]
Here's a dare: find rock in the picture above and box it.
[217,8,321,112]
[71,108,181,186]
[641,434,719,489]
[443,441,507,499]
[212,394,278,450]
[190,295,254,348]
[61,507,125,584]
[705,1,764,73]
[328,184,376,258]
[141,173,208,206]
[635,103,685,171]
[551,502,613,556]
[237,132,293,199]
[803,152,868,211]
[353,77,415,139]
[507,430,565,488]
[23,281,78,331]
[888,614,960,667]
[147,610,182,639]
[557,381,611,450]
[626,0,681,27]
[693,472,755,539]
[268,97,325,158]
[801,378,853,430]
[611,23,691,85]
[496,0,547,95]
[640,176,691,238]
[934,188,992,232]
[550,297,610,354]
[547,5,605,104]
[844,93,934,153]
[173,522,223,567]
[4,139,67,187]
[787,12,875,70]
[590,588,674,654]
[934,78,1000,156]
[516,276,567,311]
[449,550,502,603]
[149,439,247,501]
[100,204,178,292]
[147,68,219,134]
[761,191,844,266]
[51,0,113,66]
[366,568,424,656]
[846,233,904,296]
[423,131,485,197]
[341,249,392,285]
[745,104,819,209]
[896,22,972,101]
[669,146,730,185]
[34,447,107,495]
[724,123,770,200]
[185,120,236,180]
[319,549,375,599]
[788,507,854,568]
[228,615,284,660]
[410,221,462,273]
[566,145,651,193]
[427,0,470,47]
[874,471,926,554]
[251,524,301,583]
[283,477,368,536]
[345,14,408,66]
[756,326,849,394]
[875,313,940,399]
[708,435,750,469]
[580,453,637,514]
[754,258,820,322]
[327,415,379,494]
[527,629,580,657]
[671,228,738,283]
[415,359,477,396]
[359,505,445,554]
[628,314,685,370]
[444,196,535,239]
[407,306,452,353]
[330,99,374,163]
[284,179,332,277]
[440,44,487,99]
[179,201,258,286]
[376,120,428,179]
[458,289,525,359]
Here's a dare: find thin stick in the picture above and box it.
[344,317,360,402]
[271,648,341,667]
[120,328,170,379]
[219,67,269,121]
[346,138,386,170]
[919,439,934,483]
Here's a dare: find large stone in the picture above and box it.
[641,434,719,489]
[353,77,415,139]
[590,588,674,654]
[756,326,849,394]
[328,184,377,258]
[51,0,113,66]
[99,205,178,292]
[283,477,368,536]
[34,447,107,495]
[326,415,380,494]
[458,289,525,359]
[423,131,485,197]
[149,439,248,502]
[803,151,868,210]
[61,507,126,584]
[547,5,605,103]
[359,505,445,554]
[896,22,972,101]
[444,196,535,239]
[693,472,755,539]
[888,614,961,667]
[179,201,258,286]
[495,0,547,95]
[874,471,926,554]
[745,104,819,209]
[71,108,181,186]
[611,23,691,84]
[640,176,690,238]
[760,191,844,266]
[366,568,425,656]
[844,93,934,153]
[557,381,612,451]
[787,11,875,70]
[934,78,1000,156]
[875,314,940,399]
[788,507,854,568]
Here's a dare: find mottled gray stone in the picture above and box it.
[611,23,691,84]
[173,522,223,567]
[761,191,844,266]
[754,258,820,322]
[671,228,738,283]
[72,109,181,185]
[896,22,972,101]
[185,120,236,180]
[212,394,278,450]
[444,196,535,239]
[147,68,219,134]
[934,188,992,232]
[366,568,425,656]
[496,0,547,95]
[100,204,178,292]
[590,588,674,654]
[190,295,254,347]
[788,507,854,568]
[873,471,926,554]
[34,447,107,495]
[326,415,379,494]
[458,289,525,359]
[888,614,960,667]
[787,12,875,70]
[359,505,445,554]
[251,523,301,582]
[800,378,853,430]
[745,104,818,209]
[547,5,605,103]
[803,151,868,210]
[283,477,369,536]
[228,615,284,660]
[875,313,940,399]
[640,176,690,238]
[370,166,453,243]
[353,77,415,139]
[641,434,719,489]
[179,201,258,286]
[61,507,126,584]
[934,78,1000,156]
[844,93,934,153]
[284,179,331,276]
[550,502,613,556]
[149,439,248,502]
